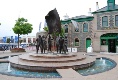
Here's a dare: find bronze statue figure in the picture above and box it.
[64,36,68,53]
[36,35,47,54]
[41,35,47,53]
[36,35,42,53]
[59,37,64,54]
[56,36,60,53]
[48,35,52,52]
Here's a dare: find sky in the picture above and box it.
[0,0,118,37]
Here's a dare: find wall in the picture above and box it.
[66,21,93,52]
[92,11,118,52]
[101,45,108,52]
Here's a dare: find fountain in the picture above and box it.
[100,57,102,61]
[7,56,12,72]
[99,58,106,65]
[102,60,106,65]
[91,69,95,72]
[77,58,117,76]
[9,53,96,71]
[0,56,116,78]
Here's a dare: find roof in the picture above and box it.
[61,15,94,24]
[92,4,118,14]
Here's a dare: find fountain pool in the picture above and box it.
[0,55,116,78]
[0,62,61,78]
[76,57,117,76]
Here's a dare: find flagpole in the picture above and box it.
[39,22,42,32]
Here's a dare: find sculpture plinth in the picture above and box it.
[9,53,95,71]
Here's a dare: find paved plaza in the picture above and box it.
[0,50,118,80]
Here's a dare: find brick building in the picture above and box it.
[61,0,118,53]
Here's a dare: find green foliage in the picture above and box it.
[12,17,33,35]
[60,28,65,37]
[43,27,48,32]
[43,26,65,37]
[12,17,33,48]
[6,38,10,43]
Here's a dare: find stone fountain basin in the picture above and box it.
[9,53,96,71]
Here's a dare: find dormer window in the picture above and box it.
[107,0,115,10]
[108,3,114,10]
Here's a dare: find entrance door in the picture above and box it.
[108,39,116,53]
[86,38,91,49]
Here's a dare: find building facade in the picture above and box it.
[61,0,118,53]
[0,36,36,45]
[21,36,36,44]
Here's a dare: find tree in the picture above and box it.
[6,38,10,43]
[12,17,33,48]
[43,26,65,37]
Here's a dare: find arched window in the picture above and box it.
[75,24,79,32]
[83,23,88,32]
[64,24,68,33]
[75,38,79,46]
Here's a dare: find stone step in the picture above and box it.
[18,53,86,63]
[9,56,95,68]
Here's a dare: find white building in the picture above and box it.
[21,36,36,44]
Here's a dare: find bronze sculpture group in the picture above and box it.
[36,35,68,54]
[36,8,68,54]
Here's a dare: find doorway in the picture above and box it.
[108,39,116,53]
[86,38,91,49]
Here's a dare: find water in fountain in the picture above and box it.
[91,69,95,72]
[7,56,12,72]
[100,58,102,61]
[102,60,106,65]
[100,58,106,65]
[77,58,116,76]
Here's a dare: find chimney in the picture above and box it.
[96,2,99,10]
[88,8,92,16]
[63,13,69,20]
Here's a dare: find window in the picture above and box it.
[108,3,114,10]
[101,39,107,45]
[75,27,79,32]
[115,15,118,26]
[28,38,31,43]
[33,38,36,43]
[102,16,108,27]
[116,39,118,45]
[83,23,88,32]
[23,38,26,42]
[75,38,79,46]
[64,24,68,33]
